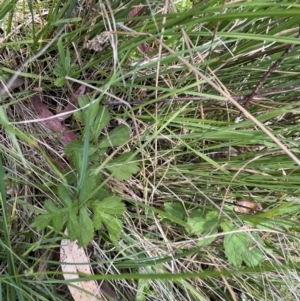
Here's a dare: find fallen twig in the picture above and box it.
[101,84,300,106]
[241,25,300,113]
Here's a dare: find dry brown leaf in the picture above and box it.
[234,200,261,214]
[30,95,77,145]
[0,76,24,95]
[57,84,86,121]
[30,85,87,145]
[60,230,103,301]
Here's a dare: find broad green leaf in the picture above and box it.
[54,77,65,87]
[57,38,65,62]
[105,152,140,181]
[189,209,203,218]
[74,102,110,142]
[206,211,219,220]
[98,125,130,148]
[91,196,125,230]
[65,140,97,157]
[242,246,264,267]
[92,207,103,230]
[78,208,94,247]
[90,105,110,142]
[44,200,67,231]
[53,64,65,77]
[92,196,125,215]
[187,211,219,246]
[224,231,245,267]
[64,49,71,69]
[53,47,79,87]
[187,211,218,235]
[64,140,98,172]
[57,184,73,207]
[67,207,80,241]
[78,175,97,203]
[74,96,90,121]
[101,212,123,241]
[224,231,264,267]
[44,199,62,213]
[31,214,53,230]
[32,200,67,231]
[197,227,218,247]
[220,219,234,232]
[164,203,185,221]
[68,64,80,77]
[94,187,114,200]
[51,215,65,232]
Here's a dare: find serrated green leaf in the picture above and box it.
[78,175,97,203]
[44,199,60,212]
[187,211,218,235]
[220,219,234,232]
[65,140,98,157]
[206,211,218,220]
[197,227,218,247]
[224,231,263,267]
[187,218,206,234]
[224,231,244,267]
[101,212,123,241]
[51,213,66,232]
[54,77,65,87]
[43,200,67,232]
[90,105,110,142]
[105,152,140,181]
[164,203,185,221]
[98,125,130,148]
[242,247,264,267]
[189,209,203,218]
[31,214,53,230]
[64,140,98,172]
[188,211,219,247]
[92,207,103,230]
[94,186,114,200]
[53,63,65,77]
[57,184,72,207]
[78,208,94,247]
[57,38,65,61]
[65,49,71,69]
[67,207,80,241]
[92,196,125,215]
[32,200,67,231]
[74,96,90,121]
[68,64,79,77]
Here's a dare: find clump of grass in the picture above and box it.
[1,0,300,300]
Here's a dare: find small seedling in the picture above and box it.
[32,100,140,247]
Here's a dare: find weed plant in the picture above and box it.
[0,0,300,300]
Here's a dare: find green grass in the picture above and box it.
[1,0,300,300]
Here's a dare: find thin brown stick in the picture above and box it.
[101,84,300,106]
[153,38,300,166]
[242,26,300,111]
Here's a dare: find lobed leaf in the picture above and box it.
[105,152,140,181]
[98,124,131,148]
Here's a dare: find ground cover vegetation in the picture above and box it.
[0,0,300,300]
